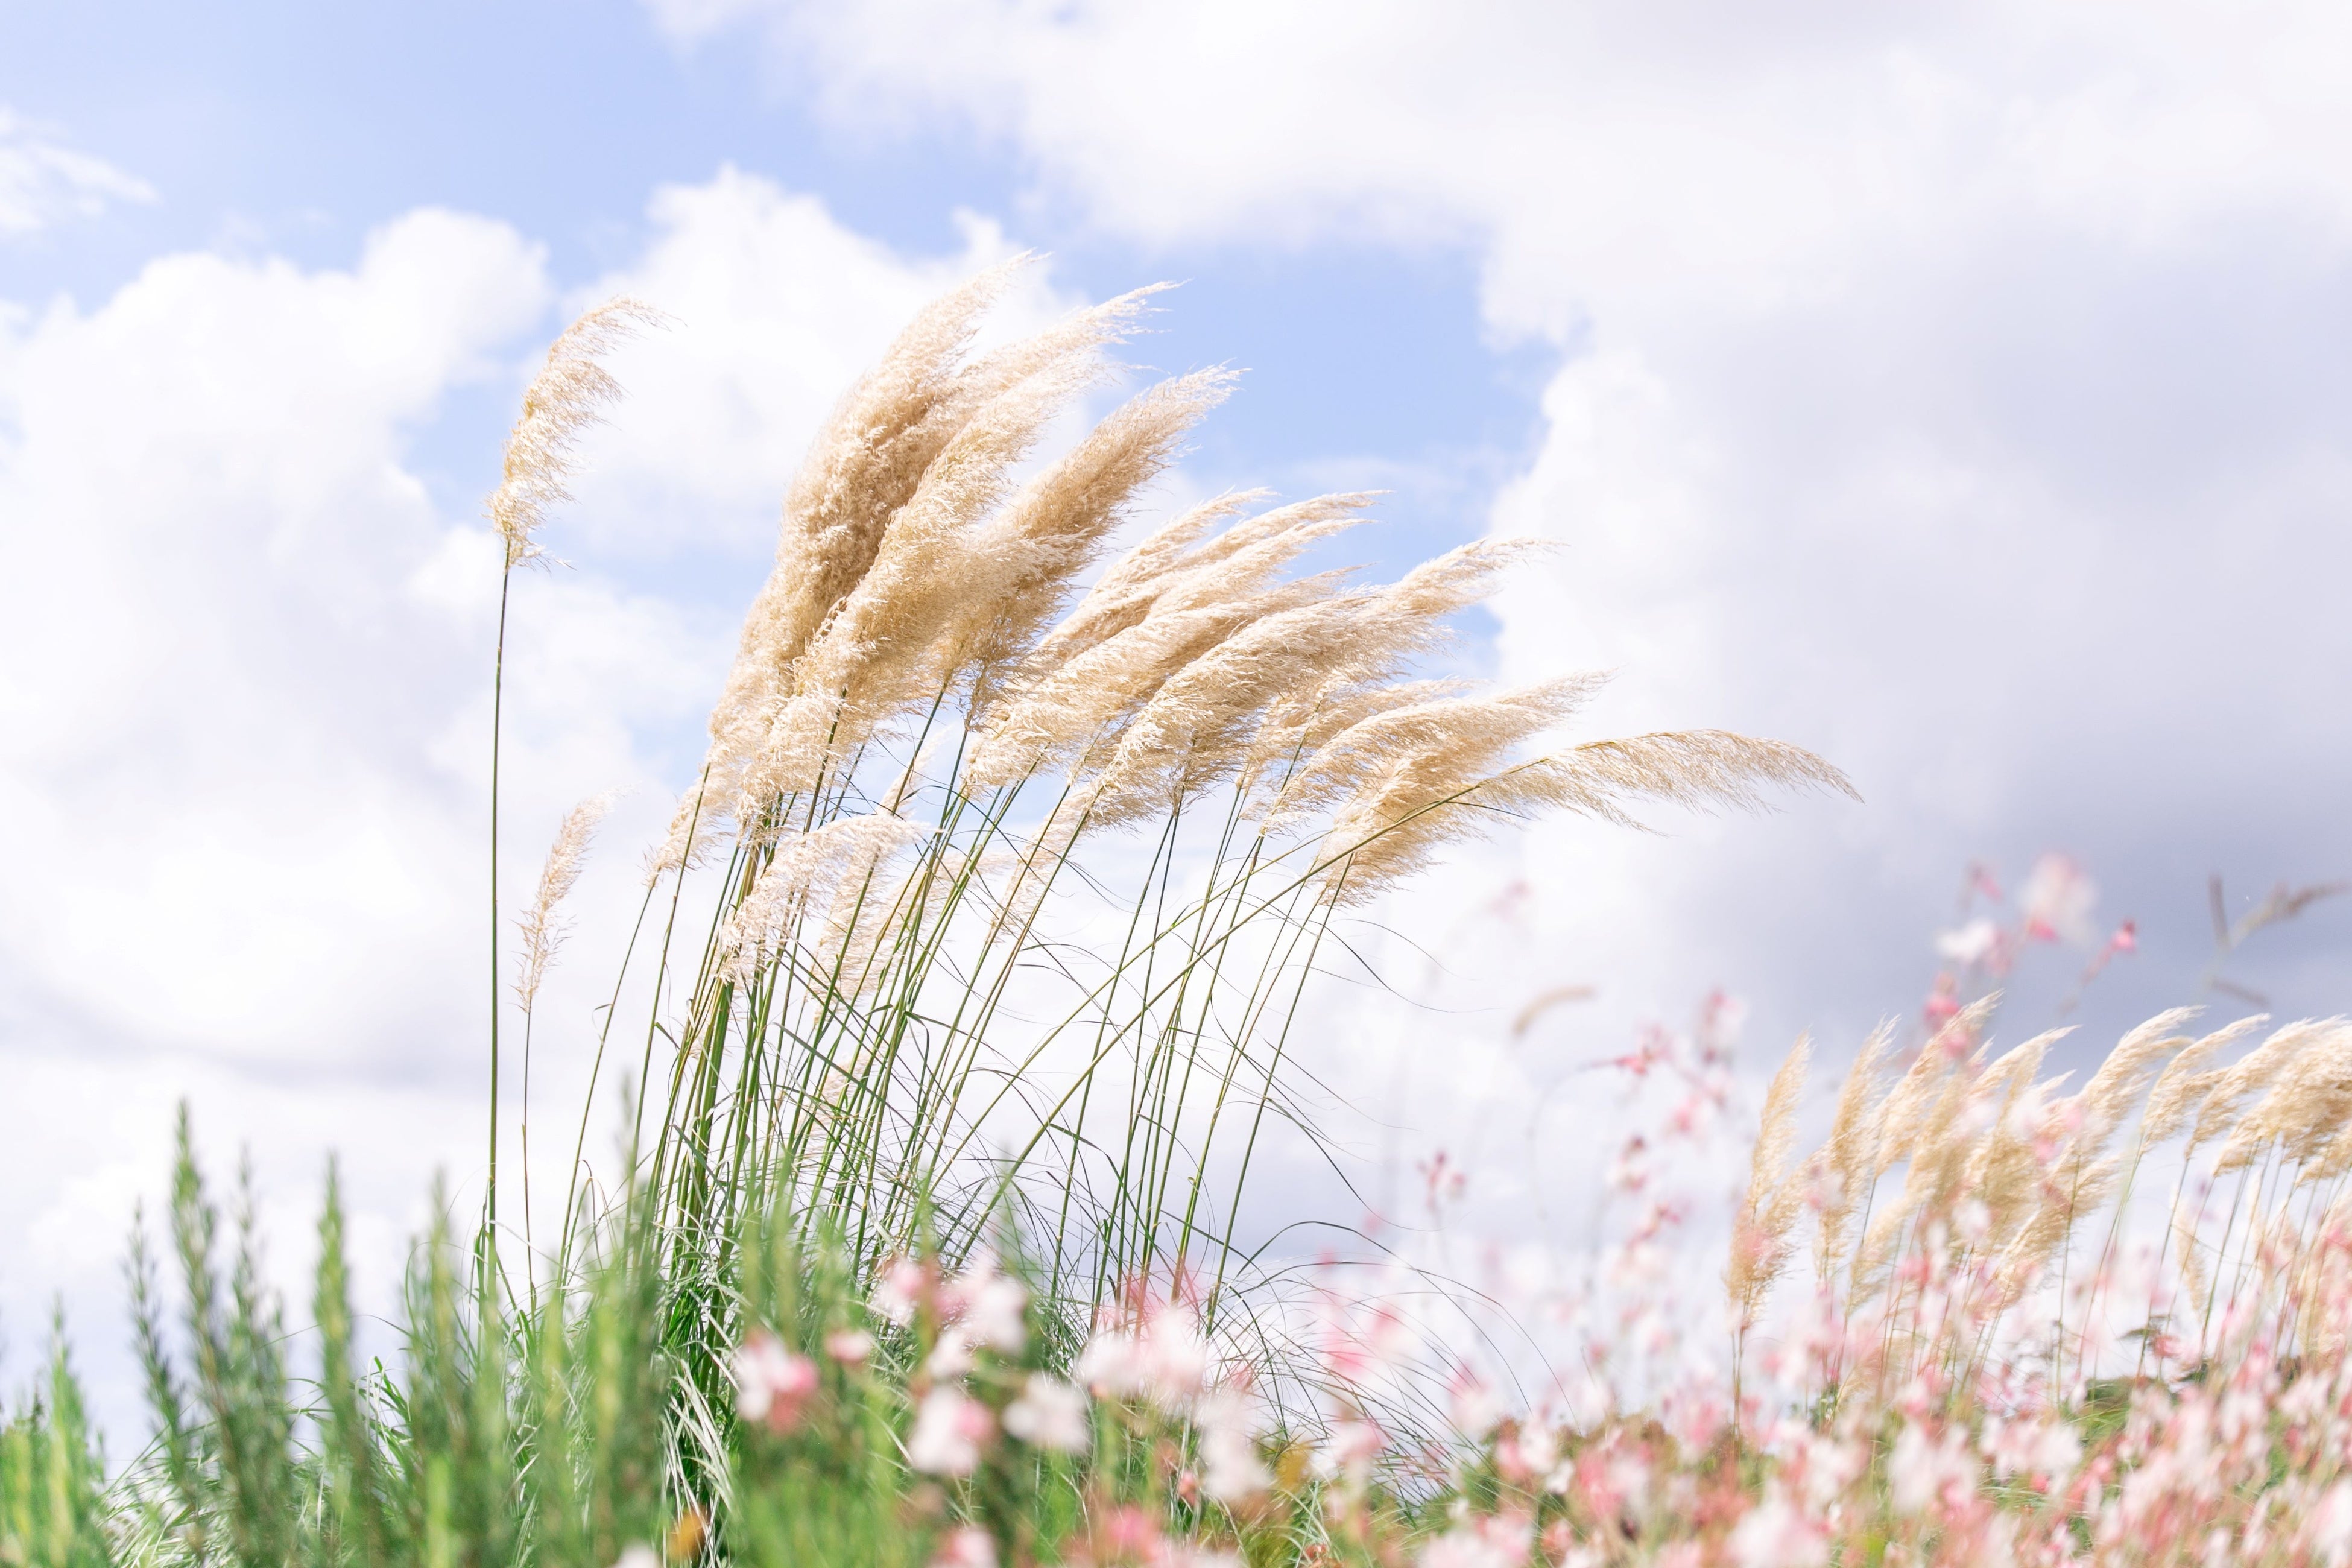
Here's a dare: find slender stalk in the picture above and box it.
[487,564,513,1248]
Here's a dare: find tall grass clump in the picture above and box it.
[508,261,1851,1341]
[25,264,2063,1568]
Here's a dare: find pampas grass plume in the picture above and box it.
[488,299,666,569]
[514,789,619,1012]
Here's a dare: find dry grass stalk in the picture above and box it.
[1746,999,2312,1341]
[488,299,666,569]
[1729,1035,1811,1326]
[1811,1021,1892,1282]
[513,790,619,1013]
[2198,1019,2330,1167]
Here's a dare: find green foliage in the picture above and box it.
[74,1115,1411,1567]
[0,1332,113,1568]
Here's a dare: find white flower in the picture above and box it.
[1449,1371,1506,1442]
[1888,1421,1973,1516]
[926,1327,976,1380]
[907,1386,994,1477]
[1142,1310,1210,1405]
[1075,1328,1146,1396]
[1986,1415,2082,1485]
[1418,1514,1533,1568]
[1727,1491,1828,1568]
[2021,853,2098,944]
[1195,1389,1269,1502]
[1003,1374,1092,1453]
[1076,1303,1213,1411]
[929,1526,997,1568]
[958,1274,1029,1354]
[1311,1415,1386,1482]
[1934,917,2003,967]
[2306,1479,2352,1568]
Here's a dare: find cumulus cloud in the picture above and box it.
[0,106,154,236]
[564,166,1063,556]
[655,0,2352,1263]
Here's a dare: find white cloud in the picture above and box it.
[563,166,1062,557]
[0,106,154,237]
[653,0,2352,1261]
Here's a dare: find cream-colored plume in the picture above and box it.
[2142,1014,2267,1144]
[1320,717,1855,907]
[963,494,1374,793]
[1812,1022,1892,1283]
[1729,1034,1811,1324]
[488,299,665,569]
[2189,1018,2319,1157]
[513,790,619,1011]
[666,270,1165,865]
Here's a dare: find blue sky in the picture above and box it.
[0,0,1547,560]
[7,0,2352,1440]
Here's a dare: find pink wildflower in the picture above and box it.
[1195,1388,1269,1501]
[907,1386,993,1477]
[1889,1420,1973,1516]
[931,1526,997,1568]
[730,1331,820,1432]
[1002,1374,1091,1453]
[1727,1490,1827,1568]
[1419,1512,1532,1568]
[873,1257,928,1326]
[941,1256,1028,1353]
[1449,1369,1506,1442]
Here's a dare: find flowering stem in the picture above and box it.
[488,563,512,1249]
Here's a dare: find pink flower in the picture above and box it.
[873,1257,929,1327]
[1312,1415,1386,1483]
[731,1331,820,1432]
[1727,1490,1828,1568]
[1002,1374,1091,1453]
[1093,1504,1162,1558]
[929,1526,997,1568]
[1888,1421,1973,1516]
[1195,1388,1269,1501]
[1075,1303,1211,1410]
[1419,1512,1533,1568]
[938,1254,1028,1353]
[1449,1369,1506,1442]
[907,1386,993,1476]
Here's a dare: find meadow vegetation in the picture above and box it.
[6,271,2347,1567]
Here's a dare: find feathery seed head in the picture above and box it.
[488,299,666,570]
[513,789,620,1012]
